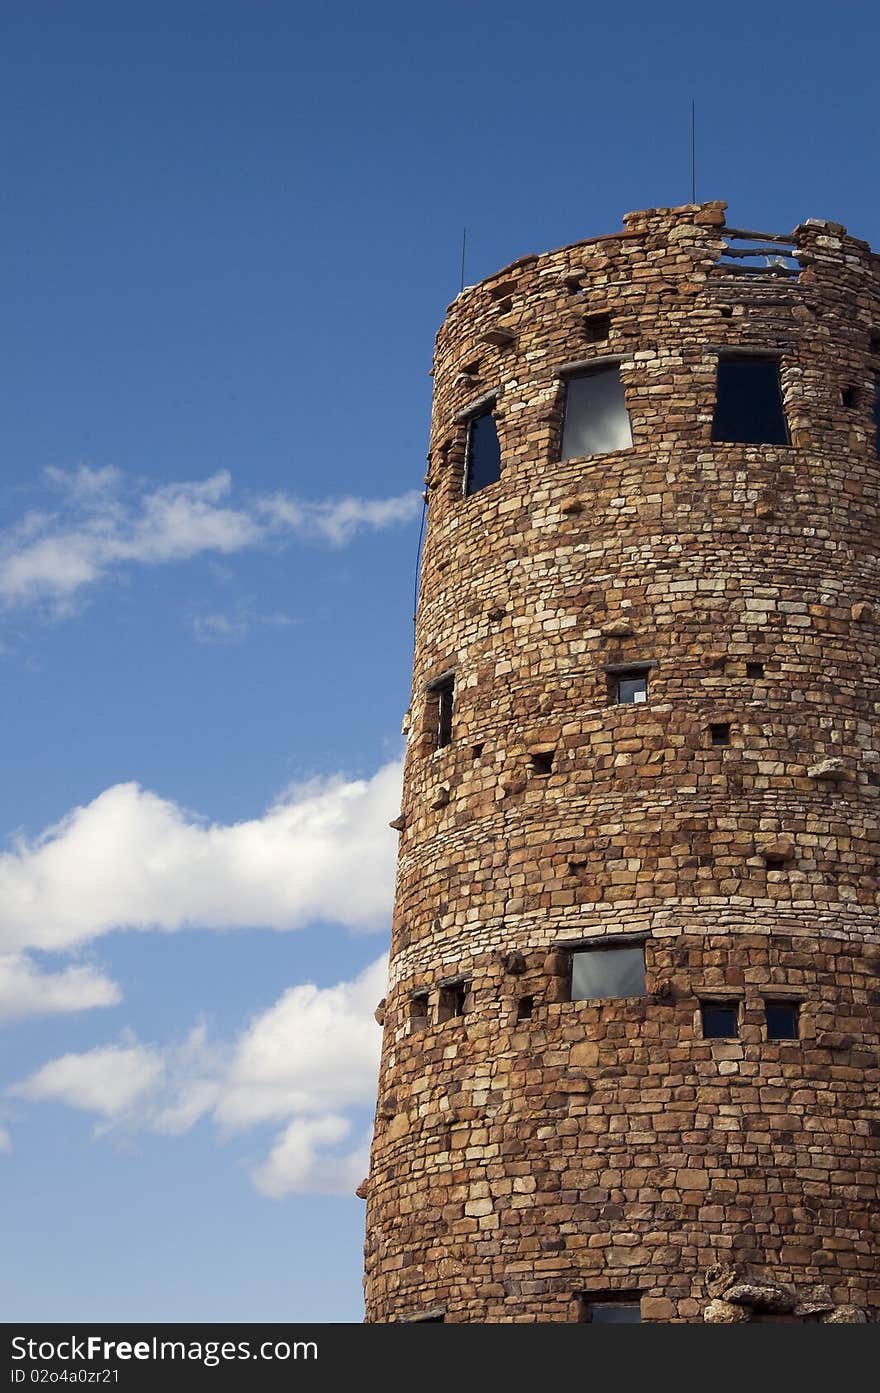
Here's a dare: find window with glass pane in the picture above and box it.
[700,1000,739,1039]
[561,367,633,459]
[615,673,648,704]
[464,410,501,495]
[570,946,646,1000]
[765,1000,800,1040]
[579,1297,642,1324]
[711,357,788,444]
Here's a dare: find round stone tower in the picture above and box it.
[362,201,880,1323]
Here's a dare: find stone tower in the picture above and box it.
[362,202,880,1323]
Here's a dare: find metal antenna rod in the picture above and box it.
[459,227,467,293]
[691,99,696,204]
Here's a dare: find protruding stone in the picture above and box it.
[807,757,847,781]
[500,950,526,975]
[724,1279,797,1314]
[544,950,568,976]
[355,1178,370,1199]
[759,836,795,865]
[374,998,386,1026]
[559,497,585,515]
[817,1031,854,1050]
[703,650,727,669]
[705,1262,742,1298]
[601,619,635,638]
[851,601,873,622]
[704,1299,751,1324]
[794,1286,835,1316]
[821,1305,867,1323]
[388,815,406,832]
[430,785,451,809]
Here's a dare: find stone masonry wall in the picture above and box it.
[362,202,880,1322]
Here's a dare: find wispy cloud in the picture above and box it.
[0,953,120,1023]
[0,1126,11,1153]
[0,760,402,954]
[191,606,294,646]
[11,956,386,1196]
[0,466,421,611]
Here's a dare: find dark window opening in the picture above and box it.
[841,385,859,409]
[464,409,501,496]
[874,381,880,461]
[700,1000,739,1039]
[719,305,733,318]
[746,661,765,679]
[610,668,649,705]
[711,357,789,445]
[870,333,880,355]
[710,722,731,746]
[409,992,430,1034]
[578,1294,642,1324]
[531,750,554,776]
[561,367,632,458]
[867,771,880,788]
[765,1000,800,1040]
[438,979,468,1022]
[471,743,484,761]
[583,312,611,343]
[517,994,535,1021]
[570,945,646,1001]
[429,674,454,749]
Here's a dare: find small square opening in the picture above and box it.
[516,994,535,1021]
[841,385,859,409]
[710,722,731,746]
[746,661,765,679]
[531,750,554,776]
[700,1000,739,1039]
[583,312,611,343]
[471,743,485,761]
[765,1000,800,1040]
[437,979,468,1022]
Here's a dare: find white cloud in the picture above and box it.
[0,1126,10,1153]
[11,1042,164,1117]
[0,760,402,954]
[0,953,120,1022]
[0,466,422,610]
[10,955,387,1196]
[191,607,293,645]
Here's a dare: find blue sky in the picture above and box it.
[1,1,879,1323]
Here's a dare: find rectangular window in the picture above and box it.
[517,994,535,1021]
[437,979,468,1022]
[570,945,646,1001]
[409,991,430,1034]
[746,661,765,679]
[610,667,649,704]
[700,1000,739,1039]
[765,1000,800,1040]
[711,356,789,445]
[464,409,501,495]
[710,722,731,746]
[578,1295,642,1324]
[561,367,633,459]
[428,673,455,749]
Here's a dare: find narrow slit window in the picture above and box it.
[841,385,858,409]
[874,381,880,461]
[711,356,789,445]
[765,1000,800,1040]
[700,1000,739,1039]
[578,1295,642,1324]
[516,994,534,1021]
[464,409,501,496]
[569,945,646,1001]
[429,673,455,749]
[438,979,468,1022]
[561,367,633,459]
[409,991,430,1034]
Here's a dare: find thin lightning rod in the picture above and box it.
[691,99,696,204]
[459,227,467,293]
